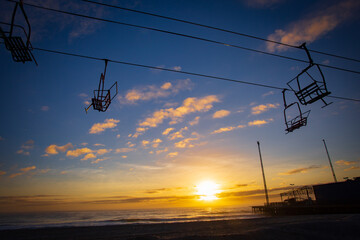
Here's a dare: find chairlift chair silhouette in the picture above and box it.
[85,59,118,113]
[287,43,331,107]
[282,89,310,134]
[0,0,37,65]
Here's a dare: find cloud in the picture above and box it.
[138,95,220,129]
[172,66,182,71]
[142,140,150,147]
[162,128,174,135]
[251,103,279,115]
[279,165,322,175]
[116,134,121,139]
[174,138,198,148]
[168,127,188,140]
[89,119,120,134]
[115,148,134,153]
[167,152,178,158]
[41,106,50,111]
[262,91,275,98]
[16,149,30,156]
[45,143,73,155]
[335,160,357,166]
[91,158,106,164]
[156,148,168,154]
[248,119,273,126]
[127,142,136,148]
[81,153,97,161]
[189,116,200,126]
[213,110,231,119]
[94,143,105,147]
[9,166,36,178]
[152,139,162,148]
[267,0,360,52]
[16,140,35,155]
[66,148,93,157]
[211,125,246,134]
[96,149,111,155]
[344,166,360,171]
[0,171,6,176]
[121,79,192,104]
[242,0,285,8]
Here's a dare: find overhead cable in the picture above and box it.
[12,0,360,75]
[83,0,360,64]
[29,46,360,103]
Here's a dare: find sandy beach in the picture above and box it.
[1,214,359,240]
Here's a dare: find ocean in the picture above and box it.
[0,206,262,230]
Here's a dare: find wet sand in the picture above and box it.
[1,214,359,240]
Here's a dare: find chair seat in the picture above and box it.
[5,36,32,63]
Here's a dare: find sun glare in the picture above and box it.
[196,180,221,201]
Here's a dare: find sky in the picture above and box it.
[0,0,359,213]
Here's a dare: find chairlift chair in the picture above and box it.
[282,89,310,134]
[287,43,331,107]
[0,0,37,65]
[85,60,118,113]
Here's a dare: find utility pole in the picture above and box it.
[323,139,337,183]
[257,141,270,206]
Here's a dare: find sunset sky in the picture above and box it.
[0,0,359,212]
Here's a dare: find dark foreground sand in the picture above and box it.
[1,214,359,240]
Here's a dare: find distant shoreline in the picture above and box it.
[1,214,359,240]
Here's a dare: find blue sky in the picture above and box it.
[0,0,359,212]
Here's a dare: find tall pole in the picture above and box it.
[323,139,337,183]
[257,141,270,206]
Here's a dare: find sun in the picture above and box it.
[196,180,221,201]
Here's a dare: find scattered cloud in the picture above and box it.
[96,149,112,155]
[81,153,96,161]
[138,95,220,129]
[91,158,107,164]
[211,125,246,134]
[168,127,188,140]
[41,106,50,111]
[162,128,174,135]
[16,149,30,156]
[279,165,322,175]
[17,140,35,155]
[9,166,36,178]
[167,152,178,158]
[115,148,134,153]
[94,143,105,147]
[344,166,360,171]
[121,79,192,104]
[242,0,286,8]
[172,66,182,71]
[156,148,168,154]
[267,0,360,52]
[66,148,93,157]
[0,171,6,176]
[335,160,357,166]
[251,103,279,115]
[45,143,73,155]
[213,110,231,119]
[174,138,197,148]
[89,119,120,134]
[142,140,150,147]
[262,91,275,98]
[248,119,273,126]
[127,142,136,148]
[189,116,200,126]
[116,134,121,139]
[152,139,162,148]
